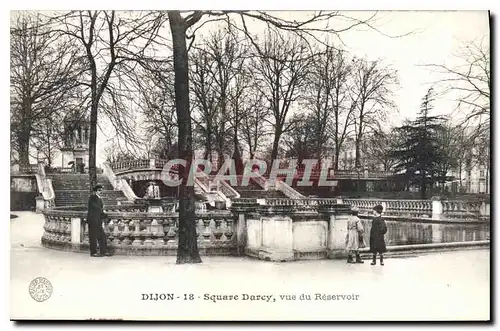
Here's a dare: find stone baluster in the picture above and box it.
[140,219,152,246]
[82,221,89,245]
[214,218,223,241]
[151,218,165,245]
[224,217,235,242]
[131,220,143,246]
[121,220,132,245]
[112,219,122,246]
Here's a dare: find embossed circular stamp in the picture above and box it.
[29,277,52,302]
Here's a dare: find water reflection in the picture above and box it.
[359,219,489,246]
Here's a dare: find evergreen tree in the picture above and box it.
[391,88,445,199]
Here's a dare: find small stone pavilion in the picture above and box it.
[60,116,90,173]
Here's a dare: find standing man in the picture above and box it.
[87,184,111,257]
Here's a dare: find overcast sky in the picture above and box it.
[5,8,491,165]
[94,10,489,165]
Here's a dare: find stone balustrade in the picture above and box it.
[441,200,483,218]
[41,197,490,261]
[232,201,489,261]
[41,205,237,255]
[343,198,433,218]
[275,180,306,199]
[109,159,151,172]
[35,162,56,212]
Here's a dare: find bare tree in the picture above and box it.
[49,10,167,190]
[423,37,490,193]
[10,12,82,168]
[190,27,248,169]
[166,10,390,263]
[134,62,178,153]
[103,141,140,163]
[190,46,219,161]
[249,29,313,161]
[362,128,398,172]
[423,36,490,137]
[30,115,64,169]
[351,58,399,168]
[304,46,357,169]
[240,90,272,159]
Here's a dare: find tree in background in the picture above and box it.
[49,10,167,191]
[362,128,399,172]
[351,58,399,169]
[249,29,313,161]
[302,46,356,166]
[10,13,82,169]
[424,36,490,193]
[391,88,446,199]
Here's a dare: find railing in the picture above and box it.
[18,163,39,174]
[442,200,482,219]
[328,169,394,179]
[154,159,169,169]
[252,172,269,190]
[41,199,489,260]
[102,163,138,202]
[276,180,305,199]
[194,174,211,193]
[343,198,433,218]
[109,159,151,172]
[218,180,240,199]
[34,162,55,211]
[41,206,236,254]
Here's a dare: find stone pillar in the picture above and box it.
[150,159,156,169]
[71,217,82,249]
[432,199,443,220]
[319,204,353,259]
[257,205,295,261]
[480,202,490,217]
[431,224,443,243]
[231,201,260,256]
[35,196,45,213]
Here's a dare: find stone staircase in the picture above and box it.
[49,174,128,207]
[294,186,335,198]
[234,180,286,199]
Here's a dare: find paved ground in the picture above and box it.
[10,212,490,321]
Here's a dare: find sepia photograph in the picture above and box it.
[8,3,491,322]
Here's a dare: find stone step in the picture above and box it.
[49,174,113,190]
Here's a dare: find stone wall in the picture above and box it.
[11,175,38,211]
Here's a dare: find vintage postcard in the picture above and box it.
[9,7,491,321]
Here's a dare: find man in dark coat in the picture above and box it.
[369,204,387,265]
[87,184,111,257]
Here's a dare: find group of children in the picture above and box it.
[345,204,387,265]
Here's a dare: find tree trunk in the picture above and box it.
[169,11,202,264]
[355,135,361,169]
[88,102,98,191]
[420,173,427,199]
[18,129,30,170]
[270,129,282,161]
[355,113,363,168]
[334,148,340,171]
